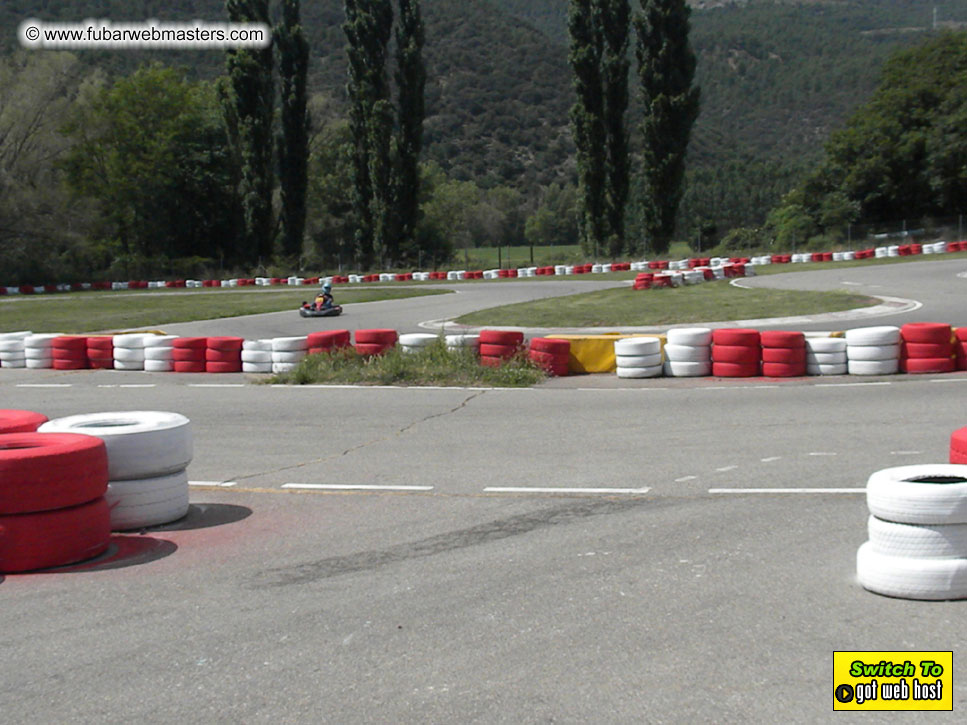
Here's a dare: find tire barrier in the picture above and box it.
[614,337,662,379]
[271,336,309,373]
[952,428,967,465]
[399,333,439,354]
[241,339,273,374]
[0,409,48,434]
[760,330,806,378]
[86,336,114,369]
[112,333,154,371]
[39,411,192,531]
[805,336,848,376]
[711,329,761,377]
[143,335,177,373]
[479,330,524,367]
[0,430,111,573]
[24,334,59,370]
[528,338,570,377]
[52,336,89,370]
[0,331,30,369]
[172,337,207,373]
[899,322,955,374]
[846,326,900,375]
[206,336,244,374]
[445,334,480,352]
[354,329,398,358]
[307,330,351,356]
[858,463,967,599]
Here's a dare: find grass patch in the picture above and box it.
[271,338,546,387]
[455,283,879,327]
[0,287,450,334]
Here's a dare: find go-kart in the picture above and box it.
[299,301,343,318]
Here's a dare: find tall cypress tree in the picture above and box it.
[224,0,274,265]
[394,0,426,265]
[635,0,700,254]
[277,0,310,260]
[600,0,630,257]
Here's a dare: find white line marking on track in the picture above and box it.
[120,384,156,388]
[930,378,967,383]
[484,487,650,495]
[890,451,922,456]
[715,465,738,472]
[808,451,838,456]
[189,480,238,487]
[188,384,245,388]
[815,382,892,387]
[760,456,782,463]
[16,383,71,388]
[675,476,698,482]
[842,281,863,286]
[709,488,865,494]
[282,483,434,492]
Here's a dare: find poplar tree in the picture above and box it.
[635,0,700,254]
[277,0,310,260]
[394,0,426,264]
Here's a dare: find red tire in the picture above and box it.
[52,336,88,352]
[711,344,761,364]
[900,323,952,344]
[307,330,351,349]
[173,360,206,373]
[479,330,524,346]
[0,433,108,514]
[479,343,518,359]
[355,329,398,345]
[529,338,570,355]
[759,331,805,348]
[205,348,242,363]
[529,350,569,376]
[355,342,393,356]
[0,410,48,434]
[172,348,206,362]
[172,337,208,350]
[956,328,967,343]
[762,362,806,378]
[88,358,114,370]
[0,497,110,573]
[206,361,242,373]
[712,361,759,377]
[951,428,967,464]
[762,347,806,364]
[52,359,89,370]
[86,337,114,352]
[52,347,88,361]
[712,329,760,346]
[901,342,954,358]
[900,357,956,374]
[479,355,505,368]
[206,336,244,351]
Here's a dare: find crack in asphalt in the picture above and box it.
[227,390,486,484]
[248,496,663,589]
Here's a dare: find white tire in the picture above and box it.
[666,327,713,346]
[663,344,711,362]
[39,411,193,481]
[24,347,54,360]
[25,358,52,369]
[663,360,712,377]
[106,470,190,530]
[144,346,174,361]
[806,351,847,364]
[445,334,480,348]
[113,347,146,362]
[845,326,900,346]
[241,350,272,364]
[847,344,899,361]
[848,359,899,375]
[1,358,26,368]
[0,331,31,340]
[243,362,273,374]
[142,335,178,348]
[868,516,967,559]
[272,350,306,364]
[806,337,847,354]
[272,362,299,374]
[272,336,308,352]
[614,337,661,356]
[616,365,663,379]
[867,464,967,524]
[113,333,151,348]
[0,350,26,360]
[856,541,967,600]
[806,362,848,376]
[398,333,438,347]
[0,340,26,353]
[143,359,174,373]
[114,360,145,371]
[242,339,271,351]
[24,334,59,349]
[616,353,662,368]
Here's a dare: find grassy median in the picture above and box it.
[455,282,878,327]
[0,287,450,334]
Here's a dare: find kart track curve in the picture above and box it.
[2,257,966,722]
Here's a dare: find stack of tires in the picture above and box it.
[112,333,151,371]
[172,337,208,373]
[272,336,309,373]
[479,330,524,367]
[951,428,967,465]
[86,336,114,369]
[241,339,272,373]
[858,464,967,600]
[25,334,59,370]
[1,429,111,573]
[0,409,48,433]
[528,338,570,377]
[399,333,439,354]
[805,337,848,376]
[143,335,178,373]
[355,329,398,357]
[614,337,662,379]
[711,329,761,378]
[52,337,89,370]
[446,334,480,353]
[899,322,955,374]
[760,331,806,378]
[846,326,900,375]
[0,332,30,369]
[39,411,192,531]
[206,337,244,374]
[663,328,712,377]
[956,329,967,372]
[307,330,351,356]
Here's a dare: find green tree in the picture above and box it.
[224,0,275,265]
[635,0,700,254]
[394,0,426,265]
[276,0,310,260]
[600,0,631,257]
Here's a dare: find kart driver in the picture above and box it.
[314,283,334,310]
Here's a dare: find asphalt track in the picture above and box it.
[2,258,967,723]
